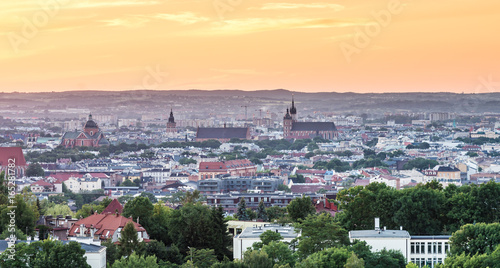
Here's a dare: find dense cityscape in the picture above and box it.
[0,92,499,267]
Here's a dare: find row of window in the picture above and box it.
[410,257,442,268]
[410,242,449,255]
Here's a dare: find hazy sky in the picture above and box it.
[1,0,499,93]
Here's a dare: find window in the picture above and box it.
[428,242,432,254]
[411,242,415,254]
[433,242,437,254]
[438,242,442,254]
[420,242,425,254]
[444,242,449,253]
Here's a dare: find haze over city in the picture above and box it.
[1,0,499,93]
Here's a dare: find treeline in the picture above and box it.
[336,181,500,235]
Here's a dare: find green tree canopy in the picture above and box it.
[287,196,315,222]
[26,162,45,177]
[111,252,159,268]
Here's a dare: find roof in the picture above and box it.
[291,122,337,131]
[290,184,334,193]
[101,199,123,214]
[411,235,451,240]
[0,147,26,167]
[349,229,410,239]
[237,224,299,239]
[31,180,53,187]
[224,159,254,169]
[437,166,460,172]
[68,213,146,240]
[199,162,227,171]
[196,127,249,139]
[0,240,105,253]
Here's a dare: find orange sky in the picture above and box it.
[1,0,499,93]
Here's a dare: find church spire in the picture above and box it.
[168,108,175,123]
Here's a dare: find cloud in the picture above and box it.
[101,17,150,28]
[208,18,357,35]
[153,12,210,25]
[253,3,344,11]
[74,0,161,9]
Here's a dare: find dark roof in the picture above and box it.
[0,240,105,253]
[168,109,175,123]
[84,120,98,129]
[291,122,337,131]
[84,114,98,129]
[437,166,460,172]
[196,127,249,139]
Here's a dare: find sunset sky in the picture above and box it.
[1,0,499,93]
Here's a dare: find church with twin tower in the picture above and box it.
[283,96,338,140]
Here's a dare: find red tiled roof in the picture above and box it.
[48,173,82,182]
[199,162,227,171]
[0,147,26,166]
[68,213,146,240]
[31,180,53,187]
[101,199,123,214]
[224,159,254,168]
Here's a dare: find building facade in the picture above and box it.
[283,97,338,140]
[61,114,109,148]
[166,109,176,134]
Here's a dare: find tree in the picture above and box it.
[111,252,159,268]
[119,221,140,257]
[256,200,268,221]
[336,183,398,231]
[140,191,158,203]
[266,206,288,223]
[179,158,197,165]
[287,196,315,222]
[185,248,218,268]
[261,241,296,267]
[236,197,249,221]
[345,252,365,268]
[147,201,173,246]
[75,203,104,218]
[295,247,350,268]
[122,179,136,187]
[364,248,406,268]
[0,194,38,236]
[26,162,45,177]
[393,185,446,235]
[210,206,232,260]
[103,239,120,266]
[168,203,216,254]
[243,250,273,268]
[0,240,91,268]
[294,213,349,258]
[122,196,154,228]
[252,230,283,250]
[449,222,500,256]
[403,158,439,170]
[181,190,202,204]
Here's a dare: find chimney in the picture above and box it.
[374,218,380,230]
[80,224,84,237]
[384,226,387,231]
[400,226,403,230]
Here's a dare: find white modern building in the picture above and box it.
[349,219,450,268]
[142,168,171,183]
[233,224,300,260]
[63,175,102,193]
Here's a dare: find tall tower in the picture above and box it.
[166,109,176,134]
[290,95,297,122]
[283,108,293,139]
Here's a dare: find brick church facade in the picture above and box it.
[61,114,109,148]
[283,97,338,140]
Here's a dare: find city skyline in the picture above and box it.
[1,0,499,93]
